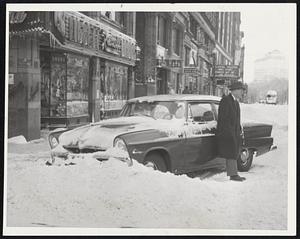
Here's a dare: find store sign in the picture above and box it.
[9,12,27,24]
[54,12,136,60]
[184,67,200,75]
[104,34,122,56]
[157,59,182,68]
[214,65,240,78]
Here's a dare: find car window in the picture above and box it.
[188,103,215,123]
[212,103,219,119]
[152,105,171,119]
[122,101,186,120]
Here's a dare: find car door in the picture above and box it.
[183,101,218,171]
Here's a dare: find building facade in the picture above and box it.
[135,12,217,96]
[213,12,246,99]
[9,11,138,140]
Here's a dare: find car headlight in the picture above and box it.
[49,135,59,149]
[113,138,133,166]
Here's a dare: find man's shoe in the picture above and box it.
[230,175,246,181]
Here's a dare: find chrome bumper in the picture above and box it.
[270,144,277,151]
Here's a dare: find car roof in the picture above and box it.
[128,94,221,103]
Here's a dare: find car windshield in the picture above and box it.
[120,101,186,120]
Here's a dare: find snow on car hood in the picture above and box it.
[59,116,155,149]
[58,116,218,150]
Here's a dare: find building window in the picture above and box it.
[173,27,181,55]
[189,15,197,38]
[157,15,167,48]
[115,12,126,27]
[185,46,191,66]
[103,11,115,21]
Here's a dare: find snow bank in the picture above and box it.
[8,135,27,144]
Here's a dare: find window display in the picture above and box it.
[66,54,89,117]
[50,54,67,117]
[41,51,50,117]
[104,61,128,110]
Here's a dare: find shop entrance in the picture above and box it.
[157,68,168,94]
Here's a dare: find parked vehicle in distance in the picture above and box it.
[266,90,278,105]
[259,99,266,104]
[49,94,276,174]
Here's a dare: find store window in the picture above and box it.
[50,53,67,117]
[104,61,128,110]
[66,54,89,117]
[41,51,51,117]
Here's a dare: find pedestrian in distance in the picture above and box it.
[216,85,246,182]
[182,86,189,94]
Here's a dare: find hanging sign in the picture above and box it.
[214,65,240,78]
[184,67,200,75]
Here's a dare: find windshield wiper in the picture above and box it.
[131,113,156,120]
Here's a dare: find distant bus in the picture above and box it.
[266,90,277,105]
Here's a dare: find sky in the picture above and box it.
[240,5,296,83]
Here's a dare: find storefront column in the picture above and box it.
[8,34,41,140]
[144,12,157,96]
[90,57,102,122]
[128,66,135,99]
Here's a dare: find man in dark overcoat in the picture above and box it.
[216,86,246,181]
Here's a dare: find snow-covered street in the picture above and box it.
[5,104,288,230]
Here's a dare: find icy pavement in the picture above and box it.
[5,104,289,230]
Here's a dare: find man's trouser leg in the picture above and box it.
[226,158,238,176]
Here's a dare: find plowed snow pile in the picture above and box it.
[6,104,288,230]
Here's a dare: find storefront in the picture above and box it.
[38,12,137,128]
[183,67,200,94]
[9,11,137,138]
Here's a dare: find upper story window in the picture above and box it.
[173,27,181,56]
[115,12,126,27]
[103,11,115,21]
[184,46,191,66]
[189,15,198,39]
[157,15,167,48]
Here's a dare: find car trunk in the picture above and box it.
[242,122,272,138]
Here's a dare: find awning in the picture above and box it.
[9,11,137,65]
[10,12,49,35]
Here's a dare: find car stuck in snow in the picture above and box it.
[48,94,276,174]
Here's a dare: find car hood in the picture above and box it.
[58,116,160,150]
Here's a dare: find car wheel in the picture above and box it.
[237,148,254,172]
[144,152,167,172]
